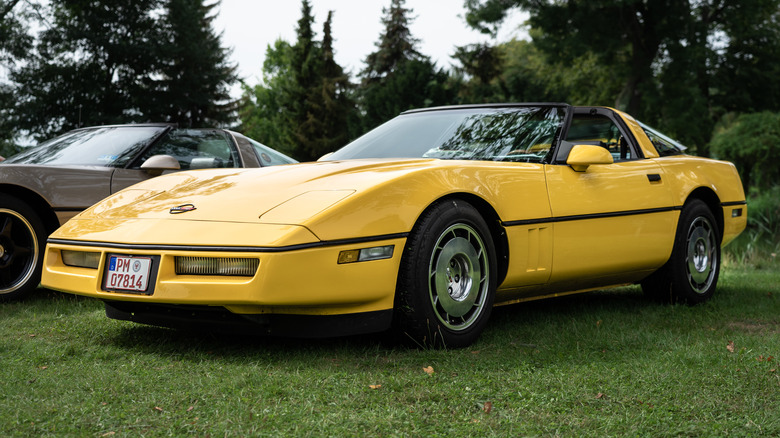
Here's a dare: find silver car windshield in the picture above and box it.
[326,106,565,163]
[3,126,167,167]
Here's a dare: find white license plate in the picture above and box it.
[105,255,152,292]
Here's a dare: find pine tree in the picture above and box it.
[11,0,237,139]
[286,0,325,160]
[150,0,238,127]
[12,0,166,138]
[317,11,354,154]
[359,0,452,131]
[239,1,354,160]
[362,0,422,84]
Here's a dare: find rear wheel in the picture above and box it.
[642,199,720,304]
[394,200,497,348]
[0,194,46,301]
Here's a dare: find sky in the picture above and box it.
[212,0,528,90]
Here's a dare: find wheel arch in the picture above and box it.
[684,187,723,242]
[415,193,509,286]
[0,185,60,234]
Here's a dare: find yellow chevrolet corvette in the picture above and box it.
[41,104,747,348]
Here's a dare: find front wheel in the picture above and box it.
[0,194,46,301]
[394,200,497,348]
[642,199,720,304]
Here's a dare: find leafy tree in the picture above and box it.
[451,43,508,103]
[709,112,780,194]
[360,0,453,130]
[451,38,623,107]
[1,0,37,153]
[464,0,780,155]
[238,39,295,156]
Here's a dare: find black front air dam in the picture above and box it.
[104,301,393,338]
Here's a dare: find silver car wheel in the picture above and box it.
[428,223,489,331]
[685,216,717,295]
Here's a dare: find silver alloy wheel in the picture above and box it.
[0,208,38,293]
[428,223,489,331]
[685,216,717,294]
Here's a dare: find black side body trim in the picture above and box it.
[721,200,747,207]
[502,206,681,227]
[48,232,409,253]
[104,301,393,338]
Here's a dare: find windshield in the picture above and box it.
[326,106,565,163]
[3,126,168,167]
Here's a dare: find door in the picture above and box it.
[545,109,677,288]
[110,129,242,193]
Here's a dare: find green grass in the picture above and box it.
[2,266,779,437]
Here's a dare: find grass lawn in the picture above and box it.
[1,266,778,436]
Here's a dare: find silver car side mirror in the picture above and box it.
[140,155,181,175]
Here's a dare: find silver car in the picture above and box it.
[0,124,296,300]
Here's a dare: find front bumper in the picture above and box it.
[42,236,405,324]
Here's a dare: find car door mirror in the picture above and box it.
[140,154,181,175]
[567,145,614,172]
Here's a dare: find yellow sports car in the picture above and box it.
[41,104,747,348]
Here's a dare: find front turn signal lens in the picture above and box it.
[338,245,394,264]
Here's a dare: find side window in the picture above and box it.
[233,133,298,166]
[566,114,635,161]
[139,129,240,170]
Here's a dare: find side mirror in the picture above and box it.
[567,145,614,172]
[140,154,180,176]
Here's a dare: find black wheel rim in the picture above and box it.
[685,216,717,294]
[428,223,490,331]
[0,209,38,293]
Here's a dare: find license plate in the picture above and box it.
[104,255,152,292]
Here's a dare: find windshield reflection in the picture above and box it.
[3,126,167,167]
[327,106,564,163]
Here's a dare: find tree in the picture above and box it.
[1,0,37,153]
[12,0,167,139]
[709,112,780,194]
[147,0,238,127]
[465,0,780,154]
[238,39,295,156]
[285,0,326,160]
[359,0,453,131]
[11,0,238,140]
[318,11,355,153]
[239,1,354,161]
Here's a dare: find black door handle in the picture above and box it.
[647,174,661,182]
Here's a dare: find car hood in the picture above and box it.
[53,158,549,247]
[74,159,430,221]
[54,159,449,245]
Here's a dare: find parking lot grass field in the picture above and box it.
[1,266,778,436]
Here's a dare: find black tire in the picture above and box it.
[0,194,46,301]
[394,199,497,348]
[641,199,720,304]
